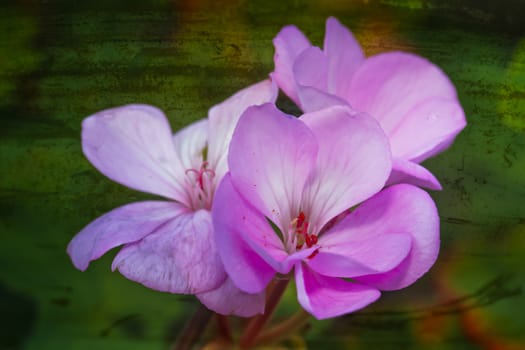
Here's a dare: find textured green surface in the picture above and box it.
[1,0,524,349]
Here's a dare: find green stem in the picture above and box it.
[172,303,213,350]
[239,278,290,349]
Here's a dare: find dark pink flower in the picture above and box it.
[273,17,466,190]
[67,80,277,316]
[213,103,440,319]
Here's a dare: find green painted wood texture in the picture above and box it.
[1,0,524,349]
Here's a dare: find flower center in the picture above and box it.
[290,211,319,258]
[185,161,215,210]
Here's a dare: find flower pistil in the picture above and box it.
[185,161,216,210]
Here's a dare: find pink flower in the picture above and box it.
[213,103,440,319]
[67,80,277,317]
[272,17,466,190]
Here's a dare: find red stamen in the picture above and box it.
[297,211,306,228]
[304,233,318,248]
[292,212,319,253]
[305,234,311,247]
[307,249,319,259]
[293,212,318,247]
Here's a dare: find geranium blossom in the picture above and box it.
[272,17,466,190]
[213,103,440,319]
[67,80,276,316]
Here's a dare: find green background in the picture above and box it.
[1,0,524,349]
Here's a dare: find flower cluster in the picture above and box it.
[68,17,465,322]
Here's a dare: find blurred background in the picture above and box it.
[1,0,524,349]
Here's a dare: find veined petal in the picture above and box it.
[67,201,187,271]
[215,178,317,274]
[295,263,380,320]
[323,17,365,96]
[112,210,226,294]
[388,97,466,163]
[207,79,278,180]
[197,277,265,317]
[82,104,188,204]
[228,103,318,228]
[308,233,411,278]
[388,158,442,190]
[272,25,312,106]
[347,52,458,137]
[213,175,277,294]
[300,106,392,231]
[172,118,208,170]
[322,184,440,291]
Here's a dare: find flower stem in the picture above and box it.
[172,303,213,350]
[253,309,310,347]
[215,314,232,342]
[239,278,290,349]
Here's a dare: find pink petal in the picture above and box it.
[67,201,187,271]
[294,47,329,93]
[325,184,440,290]
[347,52,459,137]
[228,103,318,228]
[294,47,351,113]
[295,263,380,320]
[207,79,278,180]
[172,118,208,170]
[300,106,392,231]
[197,277,265,317]
[323,17,365,96]
[388,97,466,163]
[82,104,189,204]
[308,233,411,278]
[213,175,277,294]
[387,158,442,190]
[272,25,311,106]
[111,210,226,294]
[296,86,349,113]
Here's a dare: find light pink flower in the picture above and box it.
[213,103,440,319]
[272,17,466,190]
[67,80,277,317]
